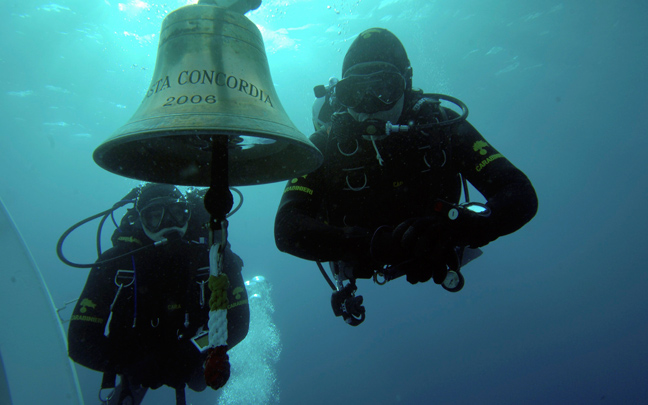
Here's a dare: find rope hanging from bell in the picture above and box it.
[203,136,234,390]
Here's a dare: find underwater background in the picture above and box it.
[1,0,647,404]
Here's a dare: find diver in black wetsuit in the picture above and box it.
[67,183,249,405]
[274,28,538,323]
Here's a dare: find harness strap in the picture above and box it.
[411,95,457,199]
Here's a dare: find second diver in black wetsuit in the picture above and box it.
[67,183,250,404]
[274,28,538,325]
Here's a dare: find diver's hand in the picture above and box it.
[369,226,407,265]
[403,250,449,285]
[393,208,492,253]
[370,218,459,284]
[369,217,446,264]
[392,216,447,258]
[198,0,261,14]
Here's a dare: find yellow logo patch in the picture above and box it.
[80,298,96,314]
[473,140,489,156]
[233,287,245,300]
[290,175,308,184]
[71,314,103,324]
[475,153,503,172]
[117,236,142,245]
[228,299,249,310]
[283,185,314,195]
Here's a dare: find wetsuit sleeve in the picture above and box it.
[274,132,371,262]
[67,249,122,372]
[450,120,538,247]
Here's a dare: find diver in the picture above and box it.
[274,28,538,326]
[65,183,250,404]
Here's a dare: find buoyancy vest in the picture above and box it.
[314,91,463,230]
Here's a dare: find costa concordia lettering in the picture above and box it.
[146,69,274,107]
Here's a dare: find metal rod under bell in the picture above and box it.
[204,136,233,227]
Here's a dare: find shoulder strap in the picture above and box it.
[405,92,472,200]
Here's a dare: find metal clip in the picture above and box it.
[103,270,134,337]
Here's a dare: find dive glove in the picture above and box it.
[370,216,447,264]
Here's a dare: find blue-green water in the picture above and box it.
[1,0,647,403]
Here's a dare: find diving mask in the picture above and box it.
[138,196,191,238]
[335,62,406,113]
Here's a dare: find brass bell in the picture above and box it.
[93,4,322,186]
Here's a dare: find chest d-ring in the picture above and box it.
[337,139,359,156]
[345,172,368,191]
[423,149,446,169]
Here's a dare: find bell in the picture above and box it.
[93,4,322,186]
